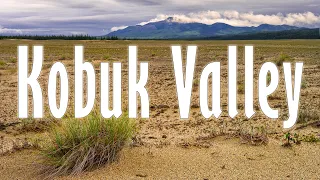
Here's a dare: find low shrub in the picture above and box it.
[282,132,300,147]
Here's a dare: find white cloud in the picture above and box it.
[135,11,320,27]
[0,0,319,35]
[110,25,128,32]
[0,25,22,34]
[70,31,87,35]
[137,14,169,26]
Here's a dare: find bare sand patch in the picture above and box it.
[0,138,319,179]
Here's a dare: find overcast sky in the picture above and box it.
[0,0,319,35]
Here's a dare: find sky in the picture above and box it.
[0,0,319,36]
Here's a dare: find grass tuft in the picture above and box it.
[239,126,269,146]
[237,84,244,94]
[0,60,7,69]
[58,56,66,60]
[266,72,271,86]
[276,53,292,66]
[193,79,200,87]
[297,108,319,124]
[103,55,110,60]
[41,111,135,177]
[301,79,308,89]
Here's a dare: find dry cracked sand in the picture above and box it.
[0,40,319,179]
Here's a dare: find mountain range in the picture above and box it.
[107,17,319,39]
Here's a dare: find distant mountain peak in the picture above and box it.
[107,21,306,39]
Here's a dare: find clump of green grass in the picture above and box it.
[10,58,16,63]
[237,84,244,94]
[103,55,110,60]
[276,53,292,66]
[41,111,135,177]
[193,79,200,87]
[301,79,308,89]
[0,60,7,67]
[266,72,271,85]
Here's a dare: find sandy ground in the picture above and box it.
[0,40,319,179]
[0,137,319,179]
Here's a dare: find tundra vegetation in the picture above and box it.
[0,40,318,178]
